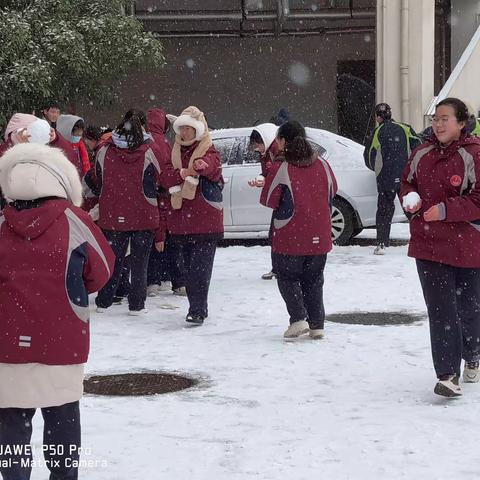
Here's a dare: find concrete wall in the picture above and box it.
[79,33,375,132]
[376,0,435,131]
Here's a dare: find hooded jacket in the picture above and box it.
[166,142,224,238]
[147,108,171,157]
[89,136,180,240]
[401,134,480,267]
[0,200,114,365]
[56,114,90,175]
[0,144,115,365]
[252,123,279,178]
[260,152,338,255]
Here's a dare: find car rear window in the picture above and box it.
[212,137,241,164]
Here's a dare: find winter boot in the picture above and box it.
[283,320,309,339]
[434,375,462,397]
[309,329,325,340]
[261,270,277,280]
[373,244,386,255]
[186,313,205,325]
[463,361,480,383]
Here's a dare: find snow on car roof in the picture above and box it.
[211,126,366,171]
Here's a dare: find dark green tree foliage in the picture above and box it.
[0,0,164,130]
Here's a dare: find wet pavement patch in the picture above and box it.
[326,312,425,326]
[84,372,198,396]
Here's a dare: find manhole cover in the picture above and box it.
[84,373,197,396]
[326,312,424,326]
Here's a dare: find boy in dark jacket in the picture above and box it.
[364,103,419,254]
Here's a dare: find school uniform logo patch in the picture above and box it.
[450,175,462,187]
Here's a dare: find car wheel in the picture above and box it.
[331,197,355,246]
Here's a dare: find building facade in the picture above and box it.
[81,1,479,141]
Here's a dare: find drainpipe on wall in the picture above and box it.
[275,0,290,36]
[400,0,410,123]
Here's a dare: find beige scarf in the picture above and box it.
[168,106,212,209]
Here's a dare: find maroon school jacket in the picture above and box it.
[401,134,480,267]
[91,139,179,237]
[167,143,224,238]
[0,199,114,365]
[260,155,337,255]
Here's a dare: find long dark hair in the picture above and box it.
[115,109,147,150]
[277,120,313,165]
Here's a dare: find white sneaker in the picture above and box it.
[434,375,462,397]
[173,286,187,297]
[284,320,309,339]
[309,329,325,340]
[95,307,107,313]
[129,308,148,316]
[147,284,161,297]
[373,245,386,255]
[463,361,480,383]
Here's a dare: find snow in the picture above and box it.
[403,191,421,210]
[288,62,311,87]
[29,224,480,479]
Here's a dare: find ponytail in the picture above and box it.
[287,136,313,161]
[115,109,147,150]
[277,120,313,166]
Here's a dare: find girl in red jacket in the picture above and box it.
[247,123,281,280]
[401,97,480,397]
[260,121,337,340]
[165,106,223,325]
[90,109,179,315]
[56,114,91,176]
[0,143,114,479]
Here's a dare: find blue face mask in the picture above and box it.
[71,135,82,143]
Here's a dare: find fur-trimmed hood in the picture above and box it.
[167,106,209,142]
[0,143,83,206]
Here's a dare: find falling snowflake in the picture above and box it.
[288,62,311,87]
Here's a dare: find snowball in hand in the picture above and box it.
[402,191,421,209]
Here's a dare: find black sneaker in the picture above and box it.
[112,296,124,305]
[434,374,462,397]
[186,314,205,325]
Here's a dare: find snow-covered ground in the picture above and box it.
[30,224,480,480]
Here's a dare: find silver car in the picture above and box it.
[211,127,405,245]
